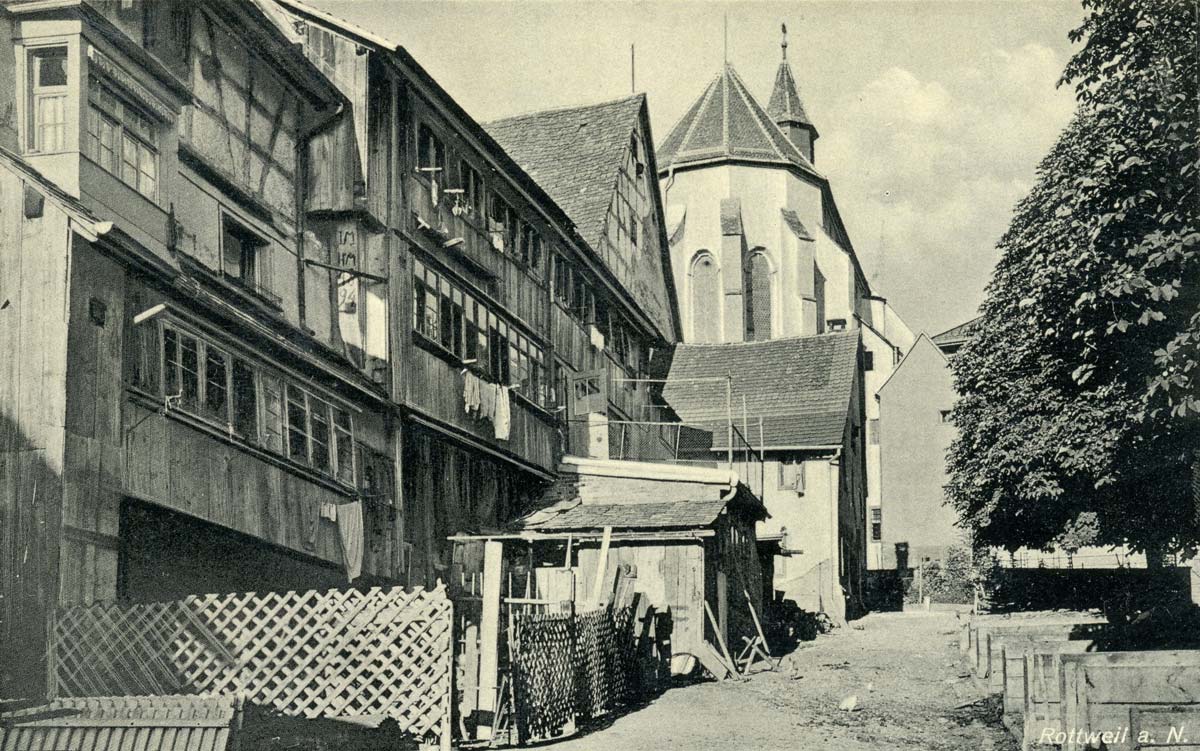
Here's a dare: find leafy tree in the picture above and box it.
[947,0,1199,556]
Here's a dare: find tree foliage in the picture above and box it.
[947,0,1199,554]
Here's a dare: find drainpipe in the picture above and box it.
[295,100,346,330]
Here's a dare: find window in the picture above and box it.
[356,442,395,504]
[827,318,847,332]
[458,160,483,218]
[412,258,549,406]
[221,217,271,297]
[83,79,158,199]
[488,195,517,254]
[779,459,805,492]
[417,123,445,187]
[519,222,542,269]
[27,47,69,153]
[863,350,875,371]
[690,252,719,343]
[940,410,953,424]
[868,418,880,445]
[139,319,354,485]
[306,24,336,70]
[871,508,882,541]
[745,251,772,341]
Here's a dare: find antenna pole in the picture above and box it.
[724,13,728,63]
[631,43,635,92]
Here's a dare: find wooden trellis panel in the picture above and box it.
[52,586,452,741]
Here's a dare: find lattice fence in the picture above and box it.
[510,605,634,742]
[52,585,453,740]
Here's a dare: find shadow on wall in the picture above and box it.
[0,414,62,701]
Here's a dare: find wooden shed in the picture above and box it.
[453,457,769,681]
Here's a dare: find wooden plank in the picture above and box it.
[475,540,503,741]
[704,599,737,678]
[588,526,612,607]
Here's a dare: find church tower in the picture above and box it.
[767,24,819,163]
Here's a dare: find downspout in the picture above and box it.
[295,100,347,330]
[662,163,676,202]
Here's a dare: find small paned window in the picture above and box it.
[84,78,158,199]
[28,47,69,153]
[871,508,882,541]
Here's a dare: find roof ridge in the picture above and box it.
[675,330,857,349]
[484,93,645,128]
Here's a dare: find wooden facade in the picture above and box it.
[0,0,404,701]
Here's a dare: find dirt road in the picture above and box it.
[546,609,1018,751]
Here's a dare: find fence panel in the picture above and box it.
[52,585,453,741]
[510,605,634,743]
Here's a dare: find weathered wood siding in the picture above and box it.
[575,542,706,657]
[402,427,546,587]
[0,171,73,700]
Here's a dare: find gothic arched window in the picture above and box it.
[689,251,719,343]
[745,250,772,341]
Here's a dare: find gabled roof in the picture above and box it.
[663,331,860,449]
[932,316,983,347]
[485,95,644,256]
[485,95,680,342]
[767,59,817,136]
[656,64,820,179]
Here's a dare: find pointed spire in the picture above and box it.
[768,22,818,162]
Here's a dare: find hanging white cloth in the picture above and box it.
[494,385,511,441]
[336,501,364,582]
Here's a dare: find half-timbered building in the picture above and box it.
[0,0,406,700]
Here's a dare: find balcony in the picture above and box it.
[409,180,502,282]
[565,376,766,499]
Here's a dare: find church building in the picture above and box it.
[659,31,914,618]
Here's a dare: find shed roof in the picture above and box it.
[663,331,859,449]
[513,499,731,532]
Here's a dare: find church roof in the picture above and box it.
[767,59,818,136]
[656,64,821,179]
[662,331,859,449]
[485,95,645,258]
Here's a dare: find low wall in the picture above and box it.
[988,566,1191,614]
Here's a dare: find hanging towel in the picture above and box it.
[463,372,482,415]
[480,380,496,423]
[336,501,364,582]
[320,502,338,522]
[494,385,511,441]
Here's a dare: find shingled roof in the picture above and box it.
[485,95,644,258]
[656,64,820,179]
[767,58,817,136]
[663,330,860,449]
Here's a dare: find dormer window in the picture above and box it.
[27,47,69,154]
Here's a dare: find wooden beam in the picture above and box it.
[475,540,503,741]
[705,599,738,678]
[589,526,612,607]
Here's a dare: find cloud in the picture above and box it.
[819,44,1076,334]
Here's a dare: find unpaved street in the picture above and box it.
[547,610,1018,750]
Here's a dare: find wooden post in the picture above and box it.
[476,540,503,741]
[589,526,612,607]
[704,599,737,677]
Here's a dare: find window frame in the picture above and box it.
[84,76,159,200]
[26,45,70,155]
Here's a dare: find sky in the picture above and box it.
[308,0,1083,336]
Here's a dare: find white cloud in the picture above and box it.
[818,44,1076,334]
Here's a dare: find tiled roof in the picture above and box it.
[663,330,859,448]
[656,64,820,178]
[485,95,644,258]
[932,316,983,345]
[512,499,730,531]
[781,208,813,241]
[767,59,817,134]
